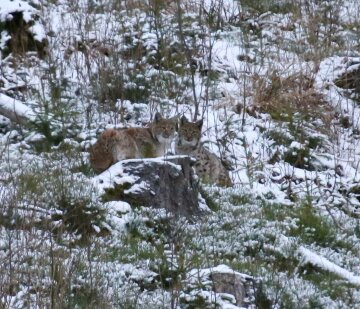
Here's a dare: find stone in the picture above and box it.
[94,155,204,217]
[181,265,269,308]
[210,270,256,307]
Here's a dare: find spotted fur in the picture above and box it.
[176,116,233,187]
[90,113,177,172]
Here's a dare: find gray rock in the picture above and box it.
[95,155,204,217]
[181,265,267,308]
[211,270,257,307]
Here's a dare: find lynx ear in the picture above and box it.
[154,112,163,122]
[196,119,203,129]
[180,115,189,125]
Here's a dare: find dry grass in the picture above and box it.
[252,71,335,132]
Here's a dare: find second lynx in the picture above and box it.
[176,116,232,187]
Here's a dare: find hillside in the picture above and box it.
[1,0,360,308]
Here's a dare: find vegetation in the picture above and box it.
[1,0,360,308]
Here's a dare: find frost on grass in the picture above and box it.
[1,0,360,307]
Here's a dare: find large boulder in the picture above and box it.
[93,155,205,217]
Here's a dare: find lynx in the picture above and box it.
[90,113,177,172]
[176,116,233,187]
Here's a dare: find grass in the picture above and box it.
[290,202,337,247]
[196,188,359,306]
[2,0,360,307]
[241,0,301,15]
[228,192,253,205]
[299,263,358,305]
[260,199,293,221]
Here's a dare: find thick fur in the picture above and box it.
[176,116,233,187]
[90,113,177,172]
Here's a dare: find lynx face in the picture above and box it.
[175,116,232,187]
[151,113,177,144]
[177,116,203,149]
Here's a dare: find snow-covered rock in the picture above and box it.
[94,156,205,217]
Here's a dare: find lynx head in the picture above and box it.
[151,112,177,143]
[177,116,203,148]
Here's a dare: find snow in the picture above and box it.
[92,156,186,197]
[184,264,256,309]
[124,180,150,195]
[0,93,36,121]
[0,0,35,22]
[1,0,360,307]
[103,201,131,213]
[290,141,305,149]
[93,162,138,194]
[299,246,360,286]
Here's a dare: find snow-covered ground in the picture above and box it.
[1,0,360,307]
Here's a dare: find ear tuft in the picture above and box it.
[196,119,203,129]
[154,112,163,122]
[181,115,189,125]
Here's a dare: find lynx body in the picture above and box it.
[176,116,233,187]
[90,113,177,172]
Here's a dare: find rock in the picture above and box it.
[334,63,360,91]
[94,155,204,217]
[181,265,268,308]
[334,60,360,104]
[210,269,256,307]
